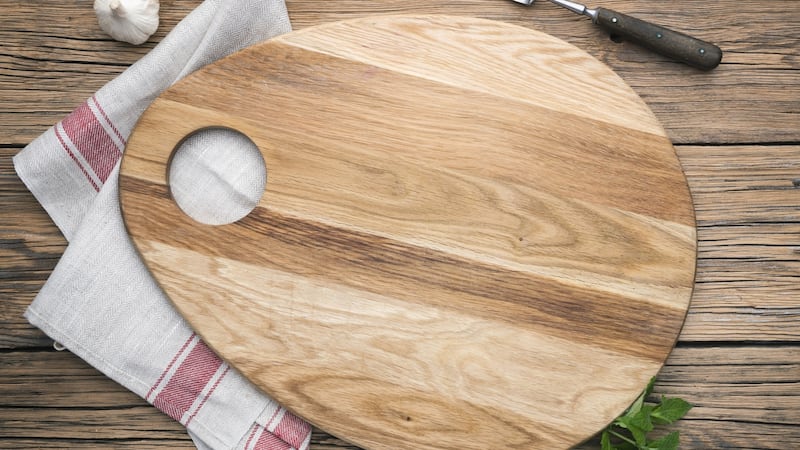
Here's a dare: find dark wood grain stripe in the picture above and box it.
[121,176,688,361]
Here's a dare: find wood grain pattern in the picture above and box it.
[2,346,797,448]
[2,0,798,145]
[119,16,695,450]
[3,1,799,449]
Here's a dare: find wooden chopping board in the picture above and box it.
[119,15,696,450]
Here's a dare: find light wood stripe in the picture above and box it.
[278,15,667,136]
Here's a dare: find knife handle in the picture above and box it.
[594,8,722,70]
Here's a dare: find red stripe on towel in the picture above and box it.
[184,365,230,427]
[146,333,196,401]
[273,411,311,450]
[243,423,261,450]
[54,125,99,192]
[263,407,283,429]
[61,101,121,183]
[153,339,223,423]
[254,430,292,450]
[91,95,126,145]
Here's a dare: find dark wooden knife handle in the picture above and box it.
[595,8,722,70]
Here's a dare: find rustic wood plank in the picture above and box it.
[574,419,800,450]
[1,351,190,441]
[679,146,800,226]
[677,145,800,342]
[658,346,800,427]
[576,421,800,450]
[4,422,795,450]
[2,346,797,449]
[0,146,65,348]
[1,1,798,144]
[0,1,202,145]
[0,407,189,440]
[0,148,65,238]
[0,439,194,449]
[634,421,799,450]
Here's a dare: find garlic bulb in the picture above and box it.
[94,0,159,45]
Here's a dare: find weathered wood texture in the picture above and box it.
[1,1,798,146]
[1,347,797,448]
[676,145,800,342]
[1,0,798,449]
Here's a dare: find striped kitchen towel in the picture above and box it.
[12,1,312,449]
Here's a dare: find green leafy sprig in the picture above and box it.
[600,377,692,450]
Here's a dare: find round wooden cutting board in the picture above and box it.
[119,15,696,450]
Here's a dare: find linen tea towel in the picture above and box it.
[13,1,313,449]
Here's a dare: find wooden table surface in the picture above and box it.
[1,1,798,449]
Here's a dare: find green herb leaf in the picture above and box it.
[619,404,654,446]
[601,429,613,450]
[631,405,655,433]
[644,376,656,398]
[626,382,649,417]
[623,377,657,421]
[648,431,680,450]
[608,429,638,450]
[603,378,690,450]
[629,423,648,447]
[652,396,692,424]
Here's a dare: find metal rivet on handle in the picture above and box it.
[699,48,706,55]
[611,17,618,23]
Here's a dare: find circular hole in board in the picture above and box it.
[168,127,266,225]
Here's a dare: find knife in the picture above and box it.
[512,0,722,70]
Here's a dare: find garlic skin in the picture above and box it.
[94,0,160,45]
